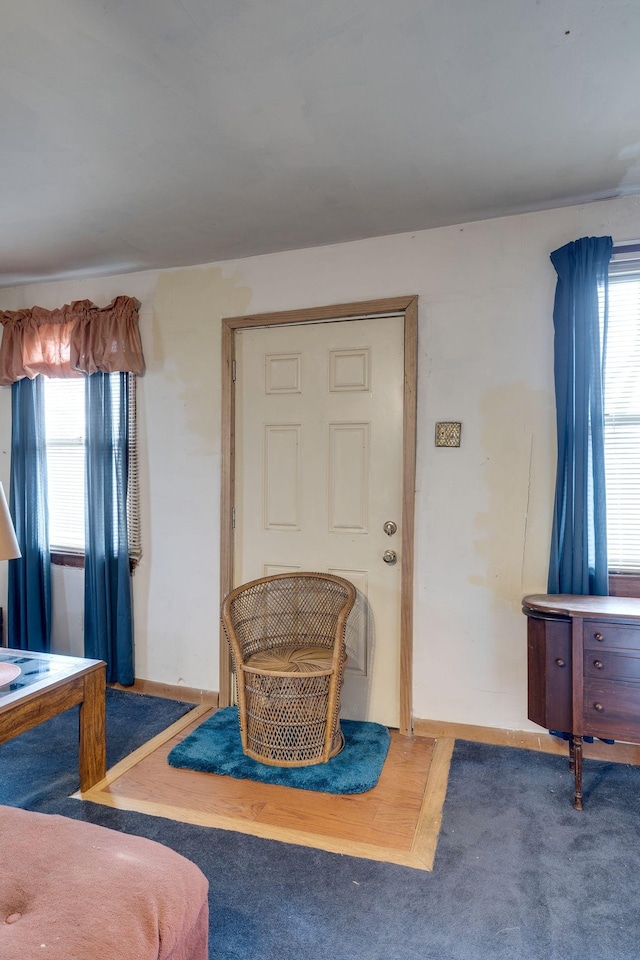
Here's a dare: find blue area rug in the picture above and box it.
[167,706,391,793]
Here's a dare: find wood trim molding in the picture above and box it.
[219,319,235,708]
[400,296,418,735]
[410,736,454,870]
[222,296,417,331]
[219,296,419,731]
[413,716,640,765]
[109,679,218,706]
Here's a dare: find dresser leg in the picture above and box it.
[573,736,583,811]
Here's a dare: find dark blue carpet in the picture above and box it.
[0,687,194,808]
[167,705,390,793]
[4,691,640,959]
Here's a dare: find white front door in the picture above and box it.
[234,314,404,727]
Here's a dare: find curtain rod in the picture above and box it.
[612,242,640,254]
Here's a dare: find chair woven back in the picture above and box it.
[221,572,356,767]
[224,573,354,663]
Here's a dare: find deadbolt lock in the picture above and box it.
[383,520,397,536]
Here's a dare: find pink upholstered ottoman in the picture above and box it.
[0,806,208,960]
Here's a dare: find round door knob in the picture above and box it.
[594,633,604,642]
[593,702,604,712]
[593,660,603,669]
[382,550,397,565]
[555,658,565,667]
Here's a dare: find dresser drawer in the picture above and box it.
[583,620,640,652]
[583,678,640,740]
[584,651,640,682]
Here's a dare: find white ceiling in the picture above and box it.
[2,0,640,287]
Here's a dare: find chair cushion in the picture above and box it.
[0,805,208,960]
[244,644,334,674]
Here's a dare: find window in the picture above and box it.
[604,257,640,576]
[43,373,141,565]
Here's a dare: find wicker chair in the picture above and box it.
[221,572,356,767]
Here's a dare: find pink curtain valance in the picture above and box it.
[0,296,145,384]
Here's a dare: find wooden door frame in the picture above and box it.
[219,295,418,735]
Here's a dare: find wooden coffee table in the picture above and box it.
[0,649,106,792]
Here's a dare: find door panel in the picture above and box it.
[329,423,370,532]
[235,315,404,726]
[264,424,301,529]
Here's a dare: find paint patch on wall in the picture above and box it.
[471,382,555,610]
[152,266,252,450]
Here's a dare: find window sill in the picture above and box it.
[609,573,640,598]
[51,551,84,568]
[50,551,140,573]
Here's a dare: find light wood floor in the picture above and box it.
[77,707,453,871]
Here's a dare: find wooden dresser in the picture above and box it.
[523,594,640,809]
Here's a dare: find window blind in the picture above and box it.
[44,377,85,552]
[605,262,640,572]
[43,374,141,562]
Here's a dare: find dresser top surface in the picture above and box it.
[523,594,640,621]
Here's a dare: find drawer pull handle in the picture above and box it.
[593,702,604,712]
[555,658,566,667]
[593,660,603,669]
[594,633,604,642]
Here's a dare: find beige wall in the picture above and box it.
[1,194,640,728]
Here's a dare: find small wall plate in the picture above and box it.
[435,422,462,447]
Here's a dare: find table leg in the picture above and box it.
[573,735,583,811]
[78,665,107,792]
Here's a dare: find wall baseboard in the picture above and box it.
[414,717,640,766]
[109,679,218,707]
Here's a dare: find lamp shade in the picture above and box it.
[0,483,21,560]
